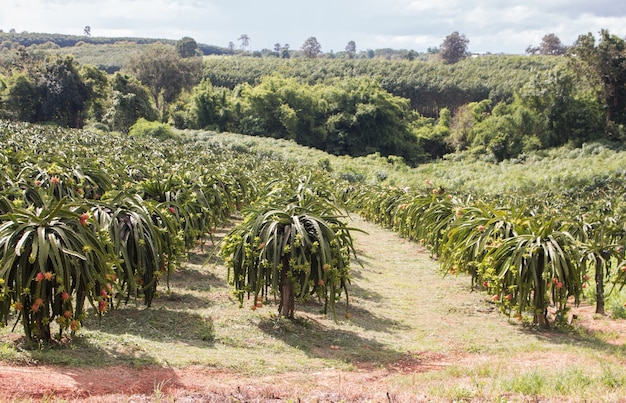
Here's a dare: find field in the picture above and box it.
[1,215,626,402]
[1,122,626,402]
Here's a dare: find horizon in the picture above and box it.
[1,1,625,55]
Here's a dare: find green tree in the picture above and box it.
[3,72,39,122]
[325,78,421,164]
[519,66,603,147]
[440,31,470,64]
[447,100,491,151]
[176,37,199,58]
[281,44,291,59]
[196,79,234,131]
[80,64,109,122]
[38,55,89,127]
[569,30,626,130]
[125,43,202,119]
[469,101,539,161]
[238,34,250,51]
[413,108,452,159]
[104,72,158,133]
[345,40,356,59]
[301,37,322,58]
[236,75,327,147]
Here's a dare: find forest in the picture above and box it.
[0,29,624,166]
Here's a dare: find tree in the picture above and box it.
[3,73,39,122]
[38,55,90,127]
[175,37,199,58]
[80,64,110,122]
[569,29,626,130]
[519,66,603,147]
[189,78,234,132]
[301,37,322,58]
[238,34,250,51]
[104,72,158,133]
[125,43,202,119]
[440,31,470,64]
[345,40,356,59]
[540,33,567,55]
[84,26,91,37]
[281,44,290,59]
[527,33,567,55]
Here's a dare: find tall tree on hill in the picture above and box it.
[301,37,322,58]
[125,43,202,120]
[540,33,567,55]
[238,34,250,51]
[345,40,356,59]
[569,29,626,133]
[440,31,470,64]
[176,37,199,58]
[281,44,290,58]
[527,33,567,55]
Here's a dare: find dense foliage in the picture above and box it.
[221,175,358,318]
[346,168,626,326]
[201,55,560,116]
[1,111,626,348]
[2,29,625,165]
[0,121,264,343]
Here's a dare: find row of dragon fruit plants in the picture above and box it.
[0,120,281,344]
[347,179,626,327]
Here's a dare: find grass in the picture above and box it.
[2,216,626,401]
[188,130,626,197]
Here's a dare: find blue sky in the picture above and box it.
[1,0,624,54]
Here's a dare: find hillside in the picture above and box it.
[0,31,231,72]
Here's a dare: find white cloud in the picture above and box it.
[406,0,461,13]
[1,0,625,54]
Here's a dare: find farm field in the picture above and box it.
[2,29,626,402]
[1,121,626,402]
[1,216,626,402]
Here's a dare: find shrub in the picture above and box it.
[129,118,176,140]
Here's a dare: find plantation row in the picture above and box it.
[0,120,270,343]
[2,120,626,347]
[348,181,626,326]
[0,120,367,345]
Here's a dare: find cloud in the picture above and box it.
[1,0,625,54]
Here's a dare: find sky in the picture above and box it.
[1,0,625,55]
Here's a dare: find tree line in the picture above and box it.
[0,30,624,165]
[0,31,231,56]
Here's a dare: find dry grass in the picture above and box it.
[1,216,626,401]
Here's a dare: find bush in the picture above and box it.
[129,118,176,140]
